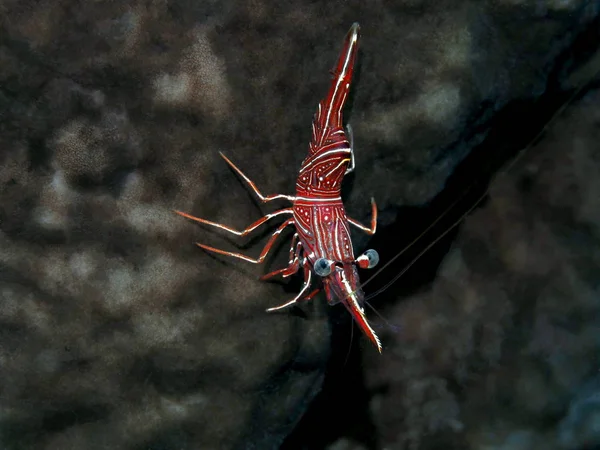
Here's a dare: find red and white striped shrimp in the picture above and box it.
[176,23,383,352]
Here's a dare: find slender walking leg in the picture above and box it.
[219,152,296,202]
[347,197,377,235]
[260,234,302,280]
[266,262,314,311]
[175,208,292,236]
[196,218,294,264]
[301,288,321,302]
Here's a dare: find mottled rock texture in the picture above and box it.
[359,86,600,450]
[1,0,599,449]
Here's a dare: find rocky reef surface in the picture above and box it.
[1,1,599,449]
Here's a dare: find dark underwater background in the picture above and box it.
[1,1,600,449]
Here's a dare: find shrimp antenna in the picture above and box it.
[364,300,400,332]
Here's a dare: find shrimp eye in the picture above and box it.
[313,258,333,276]
[356,249,379,269]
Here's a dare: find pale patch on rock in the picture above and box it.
[401,377,462,447]
[364,13,470,145]
[138,252,194,299]
[101,249,201,314]
[121,203,183,239]
[118,171,189,237]
[0,286,51,334]
[438,248,469,284]
[105,264,137,311]
[152,24,232,119]
[184,26,232,119]
[34,170,75,230]
[52,111,140,183]
[418,83,462,125]
[52,120,107,181]
[119,171,145,202]
[159,395,193,420]
[69,251,97,279]
[439,23,472,70]
[360,103,411,145]
[152,25,232,119]
[153,72,192,106]
[363,81,462,145]
[32,248,107,303]
[115,395,174,443]
[53,120,92,170]
[132,311,187,347]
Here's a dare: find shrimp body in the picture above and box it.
[176,23,382,351]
